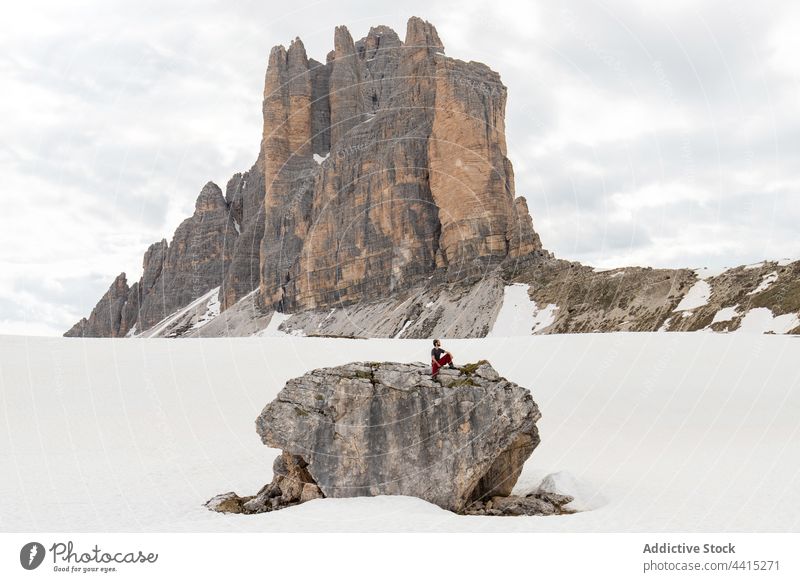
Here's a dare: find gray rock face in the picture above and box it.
[208,360,541,514]
[66,182,241,337]
[278,274,507,339]
[64,273,132,337]
[220,162,266,310]
[257,17,543,312]
[136,182,238,330]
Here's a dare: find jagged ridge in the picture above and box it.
[65,17,800,340]
[65,17,544,337]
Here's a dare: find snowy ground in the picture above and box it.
[1,333,799,532]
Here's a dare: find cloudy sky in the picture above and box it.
[2,0,798,335]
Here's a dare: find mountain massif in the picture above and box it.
[65,18,800,339]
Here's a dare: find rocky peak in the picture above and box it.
[141,239,167,290]
[133,181,238,330]
[66,176,241,337]
[361,25,401,57]
[64,273,130,338]
[333,25,356,55]
[194,181,226,213]
[286,38,310,81]
[404,16,444,52]
[267,44,287,71]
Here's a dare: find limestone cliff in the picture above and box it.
[66,17,544,337]
[220,161,265,310]
[66,182,240,337]
[64,273,132,338]
[258,17,543,312]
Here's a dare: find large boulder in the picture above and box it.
[207,360,546,514]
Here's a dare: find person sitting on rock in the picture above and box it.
[431,339,456,377]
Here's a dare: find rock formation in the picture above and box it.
[65,182,242,337]
[64,273,132,338]
[136,182,238,330]
[220,162,266,310]
[463,490,575,517]
[66,17,799,340]
[205,361,558,515]
[67,17,545,337]
[258,18,543,313]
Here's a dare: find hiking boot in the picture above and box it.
[448,363,456,370]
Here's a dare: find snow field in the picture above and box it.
[1,332,799,532]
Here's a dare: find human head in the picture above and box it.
[433,339,441,347]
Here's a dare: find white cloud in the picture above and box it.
[610,182,714,217]
[767,5,800,79]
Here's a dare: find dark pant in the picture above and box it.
[431,353,453,376]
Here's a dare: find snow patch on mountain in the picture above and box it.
[259,311,299,337]
[674,280,711,312]
[489,284,557,336]
[192,292,221,330]
[531,304,558,333]
[140,287,220,338]
[748,271,778,295]
[393,319,414,339]
[694,266,730,279]
[711,305,739,324]
[736,308,799,334]
[744,261,766,270]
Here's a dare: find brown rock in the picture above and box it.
[428,55,541,273]
[67,17,546,336]
[257,17,543,312]
[64,273,131,338]
[258,39,318,309]
[300,483,323,503]
[136,182,238,331]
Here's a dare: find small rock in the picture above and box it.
[205,492,251,514]
[535,470,603,511]
[474,363,499,381]
[535,491,574,507]
[300,483,323,502]
[490,495,557,516]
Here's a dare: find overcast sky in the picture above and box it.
[2,0,798,335]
